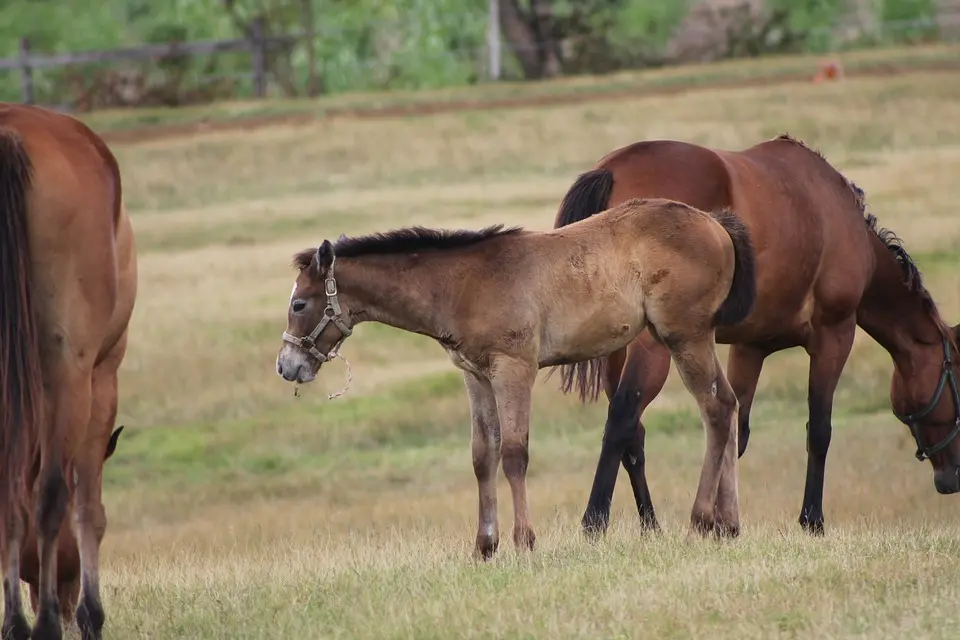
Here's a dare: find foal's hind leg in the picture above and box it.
[667,335,740,537]
[582,334,671,536]
[463,371,502,560]
[799,319,856,535]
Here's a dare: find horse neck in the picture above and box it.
[340,254,454,340]
[857,239,943,377]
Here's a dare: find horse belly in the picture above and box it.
[540,307,645,366]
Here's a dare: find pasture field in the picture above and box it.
[68,60,960,638]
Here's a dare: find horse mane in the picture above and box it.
[293,224,523,268]
[775,132,951,341]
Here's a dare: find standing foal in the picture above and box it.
[276,198,755,557]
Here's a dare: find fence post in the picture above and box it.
[251,17,267,98]
[18,37,34,105]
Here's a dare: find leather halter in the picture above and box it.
[282,254,352,363]
[893,335,960,462]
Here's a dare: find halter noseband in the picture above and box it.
[282,254,352,363]
[893,334,960,462]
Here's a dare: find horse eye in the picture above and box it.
[292,299,307,314]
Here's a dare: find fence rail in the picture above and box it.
[2,12,960,108]
[0,17,297,104]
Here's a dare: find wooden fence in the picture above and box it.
[0,18,296,104]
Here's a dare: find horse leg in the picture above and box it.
[489,359,538,551]
[463,371,502,560]
[2,504,31,640]
[799,319,856,535]
[73,337,125,640]
[725,344,769,458]
[33,369,91,640]
[582,334,670,536]
[668,335,740,537]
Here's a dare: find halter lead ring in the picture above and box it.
[282,254,353,364]
[893,335,960,462]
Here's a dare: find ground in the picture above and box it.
[42,45,960,637]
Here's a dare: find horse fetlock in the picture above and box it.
[581,508,610,539]
[512,525,536,551]
[690,508,716,537]
[1,612,31,640]
[799,508,826,536]
[32,601,64,640]
[474,532,499,561]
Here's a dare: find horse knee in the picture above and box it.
[76,503,107,543]
[500,441,528,479]
[806,420,832,458]
[36,468,69,541]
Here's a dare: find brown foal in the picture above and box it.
[551,134,960,537]
[0,104,138,640]
[276,197,756,557]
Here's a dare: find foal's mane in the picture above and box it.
[774,132,951,341]
[293,224,523,269]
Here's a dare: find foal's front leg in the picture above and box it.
[462,371,502,560]
[489,357,538,551]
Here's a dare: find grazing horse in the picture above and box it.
[21,426,124,631]
[551,134,960,537]
[276,197,757,557]
[0,104,138,640]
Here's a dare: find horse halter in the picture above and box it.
[893,335,960,462]
[282,254,353,363]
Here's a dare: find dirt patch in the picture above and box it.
[99,59,960,146]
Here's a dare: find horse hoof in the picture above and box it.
[474,534,499,561]
[1,613,32,640]
[799,515,825,536]
[76,598,105,640]
[690,511,715,536]
[31,609,63,640]
[513,527,536,551]
[581,510,608,540]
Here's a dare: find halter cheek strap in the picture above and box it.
[894,335,960,462]
[282,255,353,363]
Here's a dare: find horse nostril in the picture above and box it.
[277,362,283,375]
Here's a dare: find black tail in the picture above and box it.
[709,208,757,327]
[0,129,40,546]
[551,168,614,403]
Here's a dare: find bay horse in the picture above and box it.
[551,134,960,537]
[276,197,757,558]
[0,104,138,640]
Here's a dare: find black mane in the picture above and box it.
[331,224,523,258]
[864,213,931,301]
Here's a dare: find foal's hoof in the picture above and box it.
[474,534,500,561]
[690,511,716,537]
[713,519,740,539]
[513,527,536,551]
[1,613,32,640]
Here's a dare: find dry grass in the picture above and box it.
[46,65,960,637]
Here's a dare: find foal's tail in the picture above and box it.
[0,129,42,538]
[709,208,757,327]
[550,168,615,403]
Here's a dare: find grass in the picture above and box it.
[37,52,960,637]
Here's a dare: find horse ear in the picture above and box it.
[338,233,347,242]
[104,425,124,461]
[315,239,334,272]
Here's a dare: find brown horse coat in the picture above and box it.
[553,134,960,535]
[0,104,137,640]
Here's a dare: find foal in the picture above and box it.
[276,197,756,557]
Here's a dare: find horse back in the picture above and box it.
[597,137,873,339]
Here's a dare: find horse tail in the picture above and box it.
[0,129,41,536]
[551,168,615,403]
[709,208,757,327]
